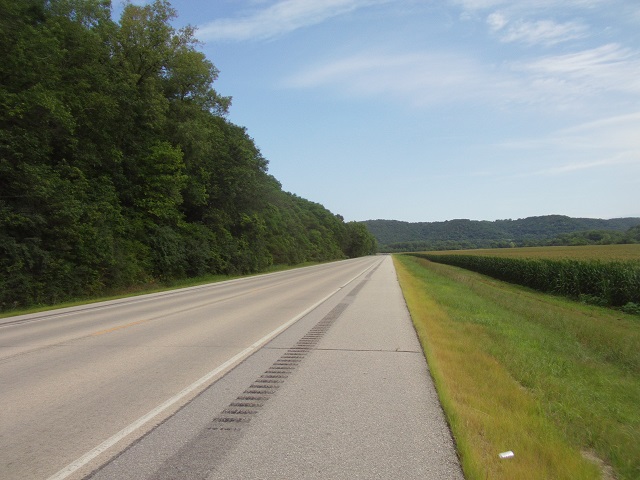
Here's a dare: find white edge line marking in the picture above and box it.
[46,259,377,480]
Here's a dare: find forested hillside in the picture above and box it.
[365,216,640,251]
[0,0,376,310]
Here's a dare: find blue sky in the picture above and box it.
[115,0,640,222]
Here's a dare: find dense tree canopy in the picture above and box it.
[0,0,376,310]
[365,216,640,252]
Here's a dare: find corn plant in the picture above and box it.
[411,253,640,308]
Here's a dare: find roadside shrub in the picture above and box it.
[621,302,640,315]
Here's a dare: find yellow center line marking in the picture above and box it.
[88,281,293,337]
[91,318,152,336]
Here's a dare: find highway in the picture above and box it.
[0,256,462,479]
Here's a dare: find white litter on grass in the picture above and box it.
[499,451,515,459]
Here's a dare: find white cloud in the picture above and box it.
[534,153,639,175]
[458,0,610,45]
[452,0,607,13]
[498,111,640,178]
[285,42,640,111]
[499,18,588,46]
[197,0,387,41]
[453,0,506,10]
[561,111,640,136]
[487,12,507,31]
[516,44,640,97]
[501,111,640,149]
[284,51,506,107]
[555,112,640,155]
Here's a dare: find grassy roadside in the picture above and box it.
[0,262,321,319]
[394,254,639,480]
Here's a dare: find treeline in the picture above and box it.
[382,225,640,253]
[0,0,376,310]
[364,216,640,252]
[544,225,640,247]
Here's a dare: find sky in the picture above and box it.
[114,0,640,222]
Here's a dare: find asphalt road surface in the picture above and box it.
[0,256,463,479]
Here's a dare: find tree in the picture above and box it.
[0,0,373,311]
[344,222,377,258]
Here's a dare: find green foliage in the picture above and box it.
[622,302,640,315]
[412,254,640,308]
[132,141,186,222]
[546,227,640,246]
[365,216,640,252]
[396,255,640,479]
[0,0,376,311]
[343,221,377,258]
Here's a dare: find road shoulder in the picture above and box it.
[89,256,463,479]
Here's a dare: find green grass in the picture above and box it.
[412,252,640,309]
[0,262,321,319]
[394,254,639,480]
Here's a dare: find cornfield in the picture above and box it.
[411,253,640,309]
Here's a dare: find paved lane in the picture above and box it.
[0,257,378,480]
[87,256,463,480]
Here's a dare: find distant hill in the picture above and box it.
[363,215,640,251]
